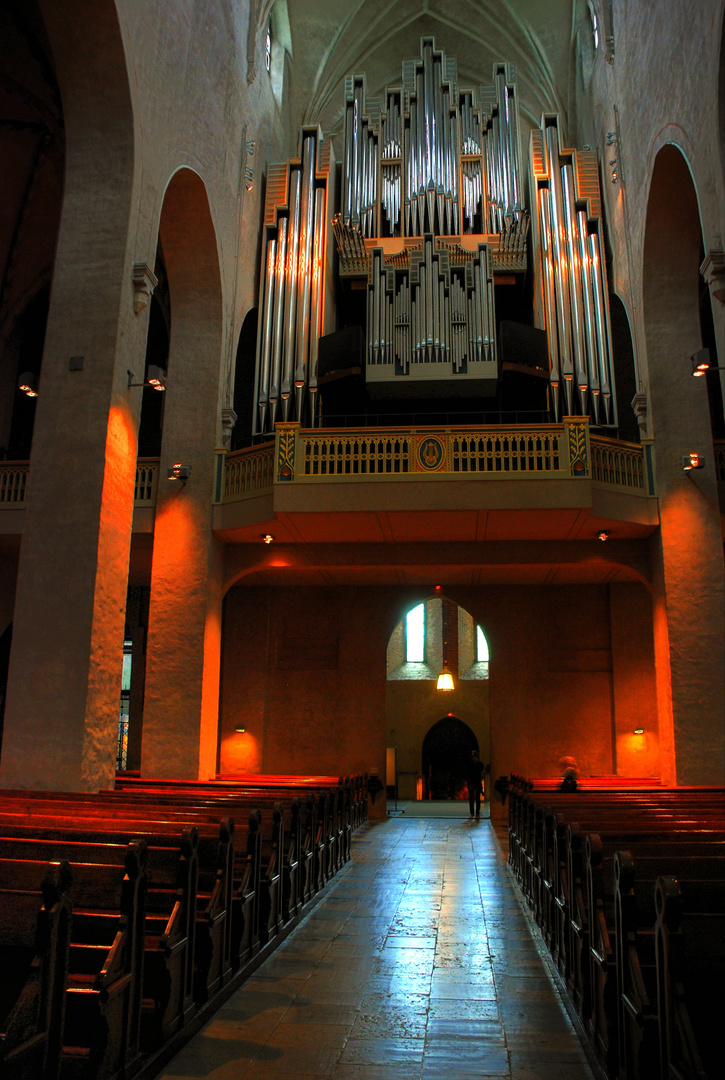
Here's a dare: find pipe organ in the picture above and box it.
[252,42,619,429]
[337,39,526,248]
[255,126,334,433]
[333,37,527,396]
[530,117,616,425]
[366,237,496,393]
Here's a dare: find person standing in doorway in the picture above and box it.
[467,750,484,819]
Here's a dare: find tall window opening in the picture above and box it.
[406,603,425,662]
[117,639,132,771]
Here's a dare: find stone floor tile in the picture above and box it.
[158,816,600,1080]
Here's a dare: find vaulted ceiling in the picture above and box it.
[285,0,579,147]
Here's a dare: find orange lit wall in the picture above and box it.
[220,580,660,813]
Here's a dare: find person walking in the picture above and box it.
[467,750,484,818]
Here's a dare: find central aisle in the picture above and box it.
[157,817,599,1080]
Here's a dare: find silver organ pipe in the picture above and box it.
[366,237,497,390]
[338,40,523,247]
[254,127,332,433]
[530,117,617,426]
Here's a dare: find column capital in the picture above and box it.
[132,262,158,314]
[700,249,725,302]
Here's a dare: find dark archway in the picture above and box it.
[609,294,639,442]
[231,307,258,449]
[422,715,478,799]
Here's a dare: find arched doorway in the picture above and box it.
[386,595,490,801]
[422,715,478,800]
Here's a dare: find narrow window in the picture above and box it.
[117,639,132,771]
[587,2,599,49]
[476,625,489,663]
[265,26,272,72]
[406,603,425,662]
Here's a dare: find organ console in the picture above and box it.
[253,37,617,431]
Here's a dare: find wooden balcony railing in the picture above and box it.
[219,417,654,499]
[0,460,159,507]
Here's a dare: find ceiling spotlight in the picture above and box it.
[18,372,38,397]
[262,534,274,544]
[597,530,610,542]
[681,452,705,472]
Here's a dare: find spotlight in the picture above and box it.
[597,530,610,541]
[262,534,274,544]
[681,452,705,472]
[167,462,191,482]
[235,724,247,733]
[18,372,38,397]
[690,348,724,377]
[128,366,167,391]
[634,726,644,735]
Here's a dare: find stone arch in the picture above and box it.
[141,166,226,781]
[0,0,143,791]
[642,141,725,785]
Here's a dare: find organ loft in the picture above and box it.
[0,2,723,1077]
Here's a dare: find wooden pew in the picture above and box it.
[0,816,199,1052]
[655,874,725,1080]
[614,852,725,1080]
[0,859,71,1080]
[61,844,146,1080]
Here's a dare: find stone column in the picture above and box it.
[0,1,145,790]
[139,170,225,780]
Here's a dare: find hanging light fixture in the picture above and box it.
[437,598,455,691]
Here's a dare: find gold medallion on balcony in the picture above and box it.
[416,435,446,471]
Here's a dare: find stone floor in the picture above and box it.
[156,815,601,1080]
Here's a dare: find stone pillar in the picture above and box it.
[642,148,725,786]
[0,1,145,790]
[139,169,225,780]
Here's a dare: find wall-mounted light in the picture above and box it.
[235,724,247,733]
[634,726,644,735]
[18,372,38,397]
[167,462,191,482]
[681,452,705,472]
[597,530,610,541]
[128,365,167,391]
[690,348,725,377]
[262,534,274,544]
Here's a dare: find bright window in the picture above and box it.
[476,625,489,663]
[406,603,425,662]
[265,27,271,72]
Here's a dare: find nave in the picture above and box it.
[157,816,598,1080]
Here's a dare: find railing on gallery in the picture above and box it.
[0,462,28,504]
[0,461,159,507]
[134,459,159,504]
[220,417,653,498]
[223,442,275,498]
[590,435,647,490]
[715,439,725,482]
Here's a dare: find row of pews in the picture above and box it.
[507,777,725,1080]
[0,773,368,1080]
